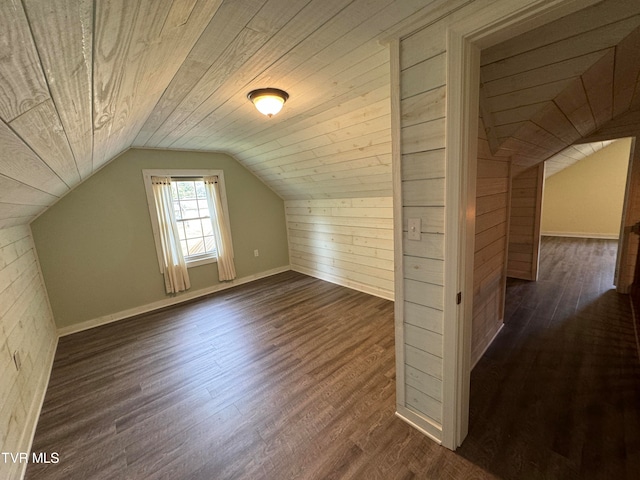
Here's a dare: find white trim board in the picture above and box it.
[390,37,406,415]
[395,408,442,445]
[541,232,619,240]
[441,25,480,451]
[57,266,291,336]
[291,265,394,302]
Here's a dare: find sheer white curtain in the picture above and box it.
[204,176,236,281]
[151,176,191,293]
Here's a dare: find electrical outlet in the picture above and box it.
[254,249,259,257]
[13,351,21,371]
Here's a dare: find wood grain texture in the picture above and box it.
[507,165,544,280]
[613,25,640,117]
[22,0,94,180]
[0,226,57,480]
[25,271,492,480]
[9,100,80,188]
[0,120,67,197]
[462,237,640,480]
[1,0,640,225]
[618,140,640,293]
[480,0,640,65]
[25,248,640,480]
[132,0,258,146]
[0,0,49,122]
[92,0,222,169]
[479,4,640,165]
[471,119,510,366]
[396,25,449,433]
[286,197,394,300]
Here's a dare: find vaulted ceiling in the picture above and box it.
[544,141,615,178]
[480,0,640,175]
[1,0,639,228]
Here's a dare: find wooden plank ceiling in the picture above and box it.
[2,0,457,228]
[1,0,640,228]
[480,0,640,175]
[544,141,614,178]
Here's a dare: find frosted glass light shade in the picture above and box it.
[247,88,289,117]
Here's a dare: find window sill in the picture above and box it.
[185,256,218,268]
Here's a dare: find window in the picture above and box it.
[143,169,232,269]
[171,179,216,262]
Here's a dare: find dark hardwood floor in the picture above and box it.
[459,237,640,479]
[26,237,640,479]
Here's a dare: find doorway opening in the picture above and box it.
[457,3,640,474]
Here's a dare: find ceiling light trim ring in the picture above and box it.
[247,88,289,117]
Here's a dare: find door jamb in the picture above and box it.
[440,0,602,449]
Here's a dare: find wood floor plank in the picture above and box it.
[25,252,640,479]
[462,237,640,480]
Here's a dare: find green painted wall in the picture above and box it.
[32,149,289,329]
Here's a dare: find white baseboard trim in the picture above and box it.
[395,406,442,445]
[58,266,291,337]
[291,266,394,301]
[19,335,58,480]
[471,323,504,370]
[541,232,619,240]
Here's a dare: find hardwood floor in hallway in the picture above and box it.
[25,237,640,479]
[459,237,640,479]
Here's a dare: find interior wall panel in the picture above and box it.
[507,164,545,280]
[618,138,640,293]
[286,197,394,300]
[471,120,510,367]
[0,226,57,480]
[396,17,448,440]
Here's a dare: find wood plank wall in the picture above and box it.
[396,17,448,440]
[472,120,510,366]
[618,138,639,293]
[507,164,545,280]
[285,198,394,300]
[479,2,640,150]
[0,226,57,480]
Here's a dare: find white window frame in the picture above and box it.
[142,169,232,270]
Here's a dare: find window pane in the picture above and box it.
[195,181,206,199]
[180,200,199,219]
[177,221,186,240]
[198,199,209,217]
[163,176,220,261]
[184,219,203,239]
[204,236,216,254]
[187,238,205,256]
[177,181,196,199]
[202,218,213,236]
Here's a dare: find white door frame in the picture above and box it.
[439,0,603,449]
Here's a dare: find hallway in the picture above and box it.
[460,236,640,479]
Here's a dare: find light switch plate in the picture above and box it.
[408,218,421,241]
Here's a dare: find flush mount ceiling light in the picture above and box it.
[247,88,289,117]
